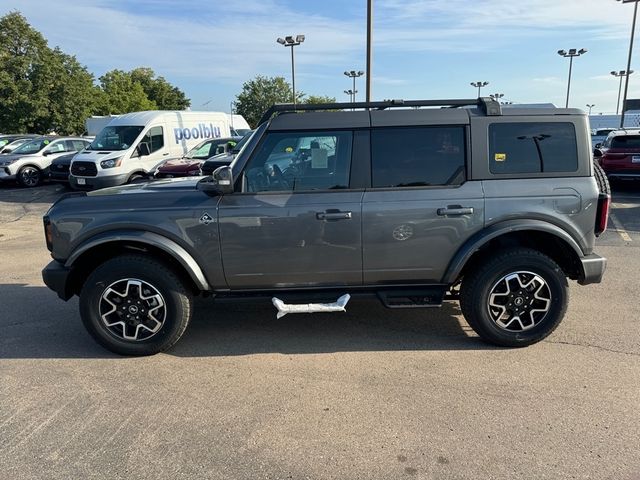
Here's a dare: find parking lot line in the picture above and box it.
[608,210,633,242]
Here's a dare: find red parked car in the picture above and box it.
[154,136,241,178]
[595,129,640,182]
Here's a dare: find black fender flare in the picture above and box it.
[442,219,585,284]
[65,230,211,290]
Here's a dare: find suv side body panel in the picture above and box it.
[363,182,484,284]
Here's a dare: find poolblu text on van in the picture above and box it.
[174,124,222,144]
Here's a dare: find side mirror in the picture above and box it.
[198,166,234,195]
[595,143,602,149]
[593,148,603,158]
[42,149,51,156]
[137,143,150,157]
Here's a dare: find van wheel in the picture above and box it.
[460,248,568,347]
[17,166,42,187]
[128,173,148,184]
[79,254,193,356]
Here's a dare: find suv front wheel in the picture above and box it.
[460,248,568,347]
[79,254,193,355]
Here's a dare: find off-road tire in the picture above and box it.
[79,254,193,356]
[460,248,568,347]
[593,160,610,196]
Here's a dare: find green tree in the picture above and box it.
[0,11,49,133]
[96,69,156,115]
[235,75,304,127]
[130,67,191,110]
[38,48,101,134]
[305,95,336,104]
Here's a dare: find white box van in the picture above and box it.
[69,111,232,190]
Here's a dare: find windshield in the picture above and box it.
[232,131,254,153]
[12,139,49,154]
[89,126,144,151]
[185,138,236,159]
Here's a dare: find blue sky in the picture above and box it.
[2,0,638,117]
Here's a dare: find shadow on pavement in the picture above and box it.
[0,284,494,359]
[0,182,67,204]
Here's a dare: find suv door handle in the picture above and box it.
[437,206,474,216]
[316,210,352,221]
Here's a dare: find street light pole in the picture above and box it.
[470,81,489,97]
[366,0,373,102]
[344,89,356,102]
[557,48,588,108]
[611,70,634,115]
[490,93,505,103]
[276,35,305,106]
[617,0,639,128]
[344,70,364,103]
[586,104,595,115]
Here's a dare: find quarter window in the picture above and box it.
[371,126,466,187]
[244,131,353,192]
[489,123,578,174]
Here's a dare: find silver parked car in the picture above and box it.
[0,136,90,187]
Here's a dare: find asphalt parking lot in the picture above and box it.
[0,182,639,480]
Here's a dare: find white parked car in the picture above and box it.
[0,136,90,187]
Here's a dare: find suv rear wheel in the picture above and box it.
[79,254,193,356]
[460,248,568,347]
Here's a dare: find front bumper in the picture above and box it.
[578,253,607,285]
[42,260,73,300]
[0,168,16,182]
[69,173,128,190]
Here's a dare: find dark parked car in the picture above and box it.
[42,98,609,355]
[154,137,241,178]
[594,129,640,181]
[200,131,254,175]
[49,152,78,182]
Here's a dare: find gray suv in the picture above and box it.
[41,98,610,355]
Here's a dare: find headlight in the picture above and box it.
[100,157,123,169]
[0,158,18,166]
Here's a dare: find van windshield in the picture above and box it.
[89,126,144,151]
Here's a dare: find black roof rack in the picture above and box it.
[258,97,502,124]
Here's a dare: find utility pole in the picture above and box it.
[557,48,587,108]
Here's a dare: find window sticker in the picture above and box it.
[285,146,294,153]
[43,140,50,145]
[495,153,507,162]
[311,148,328,168]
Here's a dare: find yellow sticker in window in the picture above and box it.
[495,153,507,162]
[285,146,293,153]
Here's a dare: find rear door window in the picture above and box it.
[371,126,466,187]
[489,123,578,174]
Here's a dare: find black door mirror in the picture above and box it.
[198,166,234,195]
[212,165,234,194]
[593,148,603,157]
[137,143,151,157]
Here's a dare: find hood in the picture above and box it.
[203,152,235,165]
[73,150,123,162]
[87,177,203,196]
[157,158,201,172]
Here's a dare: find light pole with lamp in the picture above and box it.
[557,48,587,108]
[611,70,634,115]
[470,81,489,97]
[490,93,505,103]
[616,0,639,127]
[586,104,595,115]
[276,35,305,105]
[344,70,365,103]
[344,89,356,103]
